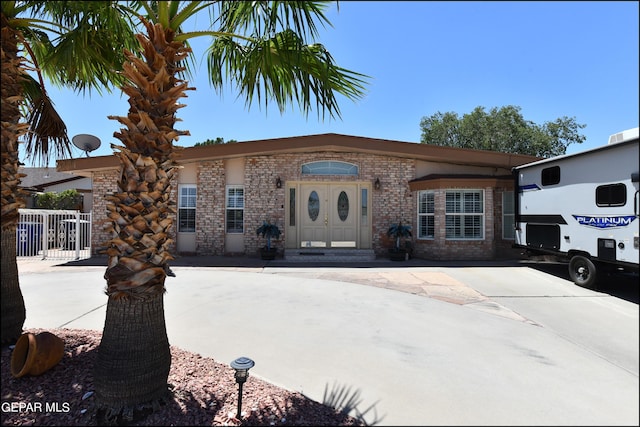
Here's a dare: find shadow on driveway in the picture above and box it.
[523,260,639,304]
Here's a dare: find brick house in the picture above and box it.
[57,133,540,261]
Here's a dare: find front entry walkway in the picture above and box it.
[283,248,375,262]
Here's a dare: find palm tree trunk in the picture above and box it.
[95,293,171,424]
[1,228,25,345]
[1,12,29,345]
[93,18,190,422]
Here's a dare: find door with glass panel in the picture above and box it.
[329,185,357,247]
[300,184,357,248]
[300,185,328,247]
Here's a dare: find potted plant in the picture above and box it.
[257,220,281,260]
[387,221,412,261]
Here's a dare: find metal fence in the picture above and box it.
[17,209,92,260]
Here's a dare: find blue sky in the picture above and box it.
[21,1,639,166]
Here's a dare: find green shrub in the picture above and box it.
[35,189,82,210]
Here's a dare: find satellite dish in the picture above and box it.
[72,134,101,157]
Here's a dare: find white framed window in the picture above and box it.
[502,191,515,240]
[301,160,358,175]
[445,190,484,239]
[226,186,244,233]
[178,185,197,233]
[417,191,435,239]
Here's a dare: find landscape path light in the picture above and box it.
[230,356,255,419]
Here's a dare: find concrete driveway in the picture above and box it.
[15,257,639,426]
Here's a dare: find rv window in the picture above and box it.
[596,183,626,207]
[541,166,560,186]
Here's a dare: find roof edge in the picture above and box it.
[58,133,541,175]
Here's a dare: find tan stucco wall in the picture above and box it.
[415,160,511,178]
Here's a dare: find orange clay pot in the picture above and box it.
[11,332,65,378]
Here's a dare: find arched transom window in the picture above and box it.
[301,161,358,176]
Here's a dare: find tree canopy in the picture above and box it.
[193,137,237,146]
[34,189,82,210]
[419,105,586,157]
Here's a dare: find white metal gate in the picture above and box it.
[17,209,92,260]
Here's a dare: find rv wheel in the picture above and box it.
[568,255,597,288]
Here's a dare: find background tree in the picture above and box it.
[419,105,586,157]
[34,189,83,210]
[91,1,368,423]
[193,136,238,146]
[1,1,136,345]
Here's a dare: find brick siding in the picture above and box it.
[90,152,517,262]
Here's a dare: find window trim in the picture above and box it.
[444,189,485,240]
[596,183,627,207]
[225,185,245,234]
[541,166,560,186]
[301,160,359,176]
[417,190,435,239]
[177,184,197,233]
[502,191,515,240]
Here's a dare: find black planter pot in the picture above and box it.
[389,249,407,261]
[260,247,277,260]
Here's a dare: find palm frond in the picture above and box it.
[23,1,140,95]
[207,29,368,120]
[217,1,332,41]
[20,74,72,166]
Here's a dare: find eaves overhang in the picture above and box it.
[57,133,541,177]
[408,174,514,191]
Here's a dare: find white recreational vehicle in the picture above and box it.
[513,127,639,287]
